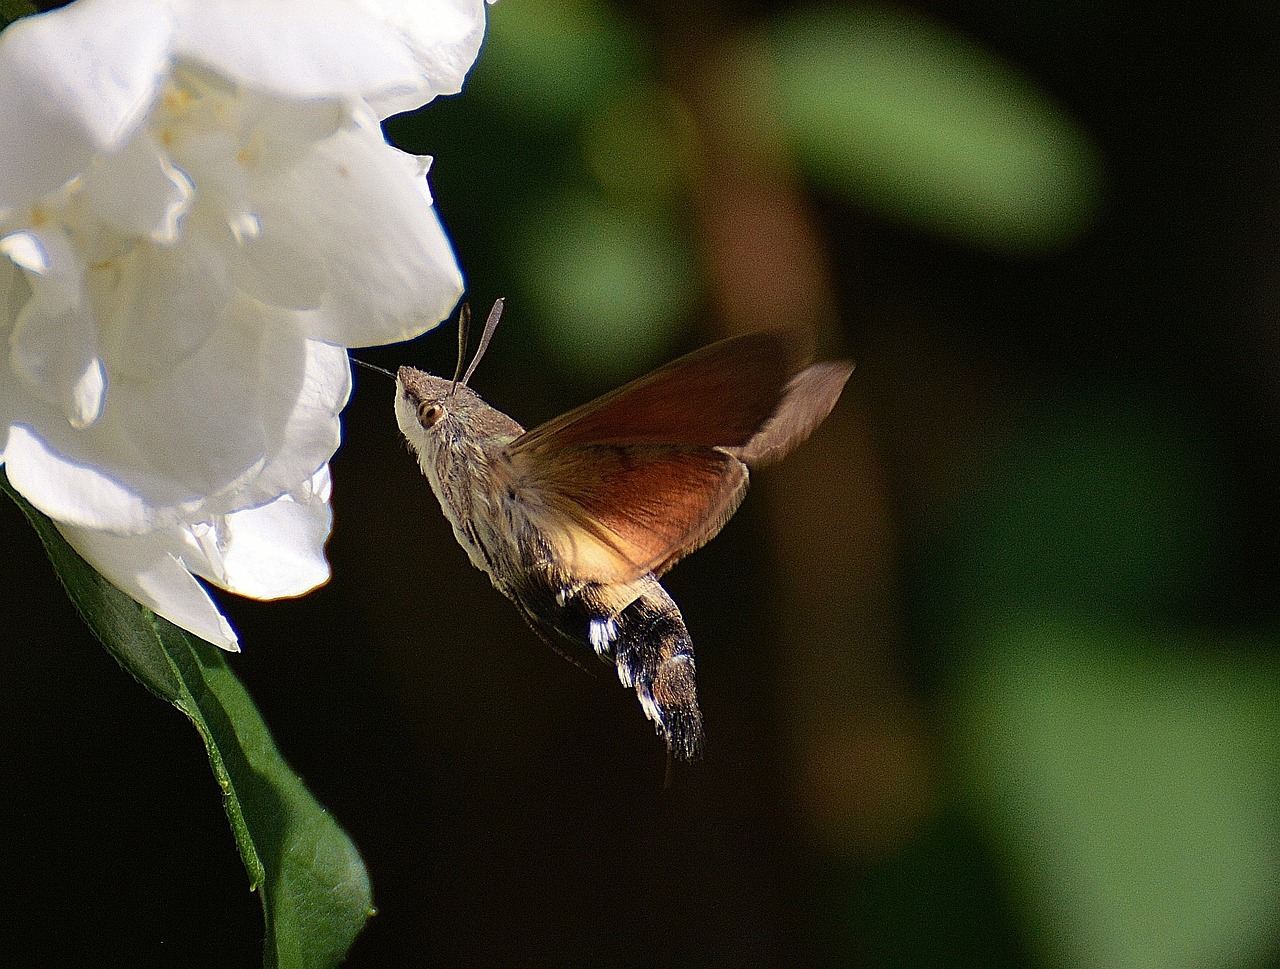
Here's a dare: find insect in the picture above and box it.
[371,300,851,761]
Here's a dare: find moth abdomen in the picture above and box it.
[513,574,705,761]
[599,581,704,762]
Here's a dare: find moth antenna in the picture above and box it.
[351,356,395,379]
[460,298,505,389]
[448,302,472,396]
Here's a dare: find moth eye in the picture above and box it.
[417,401,445,427]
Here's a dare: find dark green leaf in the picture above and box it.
[515,191,694,379]
[952,618,1280,969]
[1,469,373,969]
[932,392,1221,621]
[476,0,648,127]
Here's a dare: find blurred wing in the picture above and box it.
[508,331,797,453]
[729,361,854,467]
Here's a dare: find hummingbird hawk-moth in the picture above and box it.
[379,300,851,761]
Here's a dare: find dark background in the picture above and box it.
[3,1,1279,966]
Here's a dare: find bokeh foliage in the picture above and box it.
[7,0,1278,966]
[388,2,1279,966]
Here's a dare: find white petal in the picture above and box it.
[70,358,108,430]
[56,520,240,650]
[4,229,107,427]
[348,0,489,115]
[0,229,55,276]
[156,107,249,204]
[5,302,345,529]
[234,90,349,177]
[285,122,463,346]
[80,130,193,242]
[202,467,334,599]
[99,297,288,500]
[155,73,346,191]
[5,423,164,533]
[0,0,175,210]
[231,198,328,310]
[97,305,346,515]
[0,241,27,311]
[8,297,287,525]
[171,0,428,106]
[206,337,350,513]
[96,225,235,378]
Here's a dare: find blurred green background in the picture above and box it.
[3,0,1279,966]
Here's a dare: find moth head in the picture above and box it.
[394,298,506,437]
[395,366,499,443]
[397,367,456,433]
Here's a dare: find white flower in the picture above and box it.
[0,0,487,648]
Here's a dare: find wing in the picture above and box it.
[504,331,848,585]
[508,331,798,452]
[513,443,749,584]
[728,360,854,467]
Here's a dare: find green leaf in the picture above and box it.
[952,617,1280,969]
[1,470,373,969]
[1,1,38,32]
[763,4,1103,252]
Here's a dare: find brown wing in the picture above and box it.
[505,330,848,584]
[508,331,798,453]
[516,444,748,583]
